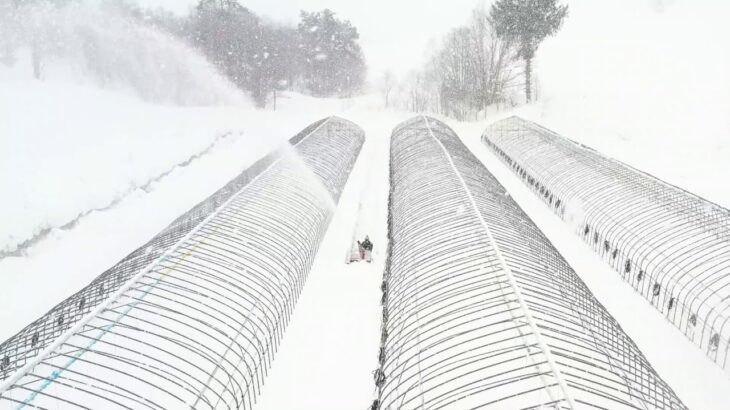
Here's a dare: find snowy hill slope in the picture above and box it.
[0,79,246,254]
[523,0,730,208]
[0,0,250,256]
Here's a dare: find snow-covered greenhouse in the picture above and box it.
[483,116,730,373]
[374,116,686,409]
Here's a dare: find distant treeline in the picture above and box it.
[181,0,367,106]
[0,0,367,107]
[387,0,567,120]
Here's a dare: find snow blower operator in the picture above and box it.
[357,236,374,263]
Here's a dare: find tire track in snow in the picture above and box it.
[0,132,239,260]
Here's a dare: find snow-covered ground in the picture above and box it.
[522,0,730,209]
[2,0,730,407]
[0,81,363,343]
[254,100,730,409]
[255,110,397,410]
[0,78,248,255]
[2,87,730,407]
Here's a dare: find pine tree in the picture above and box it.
[297,9,365,97]
[190,0,260,94]
[490,0,568,102]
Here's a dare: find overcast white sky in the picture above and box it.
[137,0,482,79]
[134,0,725,81]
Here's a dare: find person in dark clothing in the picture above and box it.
[357,236,374,262]
[361,236,373,251]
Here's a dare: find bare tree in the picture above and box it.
[432,27,477,119]
[400,70,433,113]
[469,6,519,115]
[378,70,396,108]
[414,9,518,120]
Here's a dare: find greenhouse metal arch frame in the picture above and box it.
[483,116,730,373]
[0,117,364,409]
[374,115,686,409]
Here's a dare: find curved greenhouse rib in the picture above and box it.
[422,116,577,409]
[483,116,730,373]
[375,115,686,409]
[0,117,365,409]
[0,117,330,384]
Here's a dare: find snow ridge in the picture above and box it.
[0,132,239,259]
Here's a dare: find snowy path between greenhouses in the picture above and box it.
[254,114,397,410]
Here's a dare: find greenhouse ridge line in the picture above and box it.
[19,243,200,408]
[506,117,726,294]
[421,115,578,409]
[518,115,730,228]
[0,117,334,402]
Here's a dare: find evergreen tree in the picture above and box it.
[297,9,365,97]
[191,0,260,94]
[189,3,365,104]
[248,24,297,107]
[490,0,568,102]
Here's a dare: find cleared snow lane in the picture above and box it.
[255,116,390,410]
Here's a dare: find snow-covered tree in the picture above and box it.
[0,0,20,67]
[490,0,568,102]
[248,24,298,108]
[190,0,260,91]
[297,9,366,97]
[432,26,478,119]
[189,3,365,104]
